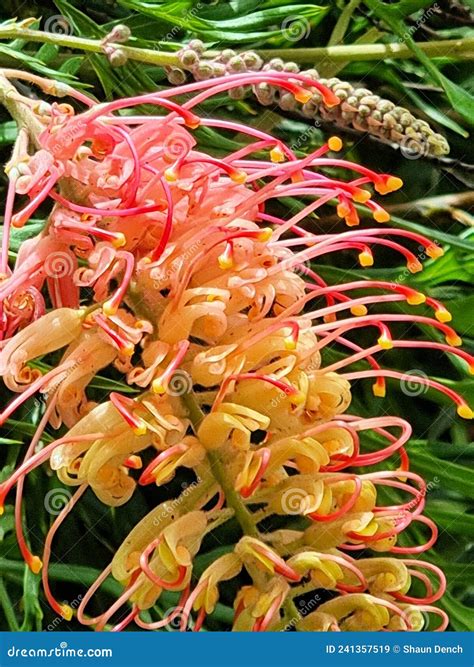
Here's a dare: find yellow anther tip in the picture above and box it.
[406,293,426,306]
[337,204,350,219]
[127,455,142,469]
[446,334,462,347]
[457,405,473,420]
[435,309,452,323]
[0,506,4,516]
[152,380,166,395]
[351,305,368,317]
[218,256,233,270]
[408,261,423,274]
[374,210,390,223]
[295,90,312,104]
[372,384,386,398]
[359,252,373,267]
[257,228,273,243]
[164,168,178,183]
[284,337,297,351]
[270,146,285,163]
[122,344,135,357]
[61,605,73,621]
[230,170,247,184]
[386,176,403,192]
[353,190,371,204]
[427,245,444,259]
[112,233,126,248]
[291,391,306,406]
[345,215,359,227]
[377,336,393,350]
[29,556,43,575]
[133,422,147,436]
[102,301,118,316]
[328,136,342,152]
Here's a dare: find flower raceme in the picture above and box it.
[0,68,471,632]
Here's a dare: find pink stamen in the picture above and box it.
[103,251,134,315]
[309,475,362,522]
[392,560,446,604]
[12,169,61,228]
[94,313,134,355]
[0,361,75,426]
[180,580,207,631]
[110,606,139,632]
[149,177,174,262]
[135,587,190,630]
[15,399,57,572]
[139,536,188,590]
[341,369,470,416]
[55,219,125,247]
[1,173,18,275]
[239,447,271,498]
[42,484,87,620]
[110,392,146,434]
[0,433,103,511]
[138,443,188,486]
[152,340,190,394]
[213,372,300,412]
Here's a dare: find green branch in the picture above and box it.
[255,38,474,64]
[0,25,472,68]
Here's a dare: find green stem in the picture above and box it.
[181,391,259,539]
[0,25,472,67]
[0,26,180,67]
[206,449,259,538]
[0,576,20,631]
[255,38,474,64]
[0,73,43,142]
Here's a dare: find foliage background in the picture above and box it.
[0,0,473,631]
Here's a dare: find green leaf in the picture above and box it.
[0,44,76,82]
[118,0,329,44]
[364,0,474,125]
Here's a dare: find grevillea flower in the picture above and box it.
[0,66,471,632]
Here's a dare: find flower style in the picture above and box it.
[0,65,471,632]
